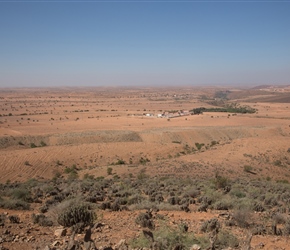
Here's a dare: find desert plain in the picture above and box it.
[0,85,290,249]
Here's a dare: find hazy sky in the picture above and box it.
[0,0,290,87]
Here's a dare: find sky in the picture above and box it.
[0,0,290,88]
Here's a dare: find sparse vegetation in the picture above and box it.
[64,165,78,174]
[0,165,289,247]
[139,157,149,165]
[1,87,290,248]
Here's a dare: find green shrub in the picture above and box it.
[83,173,95,180]
[30,143,37,148]
[68,171,79,180]
[230,188,246,198]
[10,188,31,202]
[57,203,96,230]
[127,194,144,205]
[116,159,126,165]
[216,230,239,248]
[64,165,78,174]
[107,167,113,175]
[130,224,199,250]
[213,199,233,210]
[195,142,204,150]
[266,176,271,181]
[0,199,30,210]
[214,175,230,189]
[264,194,278,207]
[137,168,149,180]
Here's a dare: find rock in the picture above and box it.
[99,247,113,250]
[190,244,201,250]
[3,229,10,235]
[84,226,92,242]
[54,228,67,237]
[258,242,265,248]
[174,245,184,250]
[218,212,230,219]
[52,240,61,246]
[67,231,75,248]
[83,226,97,250]
[84,241,97,250]
[9,215,20,224]
[43,246,50,250]
[13,235,19,242]
[93,222,104,230]
[114,239,128,250]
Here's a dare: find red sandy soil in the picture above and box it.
[0,86,290,249]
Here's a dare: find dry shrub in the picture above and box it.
[272,213,286,225]
[135,210,154,230]
[200,218,220,233]
[31,213,53,227]
[232,209,251,228]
